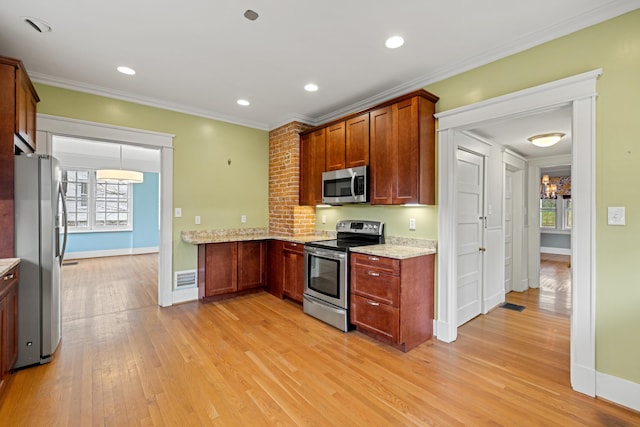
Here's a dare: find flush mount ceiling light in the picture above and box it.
[304,83,318,92]
[117,66,136,75]
[237,99,250,106]
[244,9,259,21]
[385,35,404,49]
[528,132,565,148]
[96,145,143,183]
[23,17,52,33]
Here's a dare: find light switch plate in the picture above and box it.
[607,207,625,226]
[175,207,182,217]
[195,216,201,225]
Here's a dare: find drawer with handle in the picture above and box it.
[351,253,399,274]
[350,294,399,343]
[351,267,399,306]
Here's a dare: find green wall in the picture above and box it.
[315,205,438,239]
[425,10,640,384]
[34,85,269,275]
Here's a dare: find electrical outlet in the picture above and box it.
[174,208,182,217]
[195,216,201,225]
[241,215,247,223]
[322,215,327,224]
[409,218,416,230]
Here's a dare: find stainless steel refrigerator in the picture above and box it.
[14,154,67,369]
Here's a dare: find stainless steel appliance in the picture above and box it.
[14,154,67,369]
[303,219,384,331]
[322,165,368,205]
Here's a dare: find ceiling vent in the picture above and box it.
[23,17,52,33]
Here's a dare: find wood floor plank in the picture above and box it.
[0,254,638,425]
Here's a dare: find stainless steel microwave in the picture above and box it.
[322,165,369,205]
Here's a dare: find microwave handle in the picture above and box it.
[350,171,356,198]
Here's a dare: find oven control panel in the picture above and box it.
[336,220,384,236]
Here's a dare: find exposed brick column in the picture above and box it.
[268,122,316,236]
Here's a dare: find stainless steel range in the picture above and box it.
[303,220,384,331]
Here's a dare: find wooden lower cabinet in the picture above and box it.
[0,265,19,397]
[282,242,304,303]
[238,241,267,291]
[350,253,434,352]
[266,240,284,298]
[198,241,266,303]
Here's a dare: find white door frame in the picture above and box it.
[504,149,528,293]
[36,114,175,307]
[435,69,601,397]
[526,154,572,289]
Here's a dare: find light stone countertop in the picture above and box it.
[181,228,334,245]
[0,258,20,277]
[181,228,436,260]
[350,244,436,259]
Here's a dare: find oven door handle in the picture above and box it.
[304,247,346,261]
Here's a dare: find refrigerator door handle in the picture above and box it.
[58,182,68,265]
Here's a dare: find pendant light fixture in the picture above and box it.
[96,145,143,183]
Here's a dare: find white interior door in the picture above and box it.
[456,149,484,326]
[504,169,514,293]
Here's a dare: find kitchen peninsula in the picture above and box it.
[182,228,436,351]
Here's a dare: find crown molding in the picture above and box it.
[30,72,271,131]
[310,0,640,125]
[29,0,640,132]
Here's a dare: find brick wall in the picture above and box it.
[268,122,316,235]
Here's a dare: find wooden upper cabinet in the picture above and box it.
[324,113,370,172]
[369,105,394,205]
[0,56,39,258]
[14,63,38,152]
[299,89,437,207]
[345,113,369,168]
[299,128,325,206]
[325,121,346,171]
[370,93,437,205]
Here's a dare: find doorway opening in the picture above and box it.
[435,69,600,396]
[36,114,174,307]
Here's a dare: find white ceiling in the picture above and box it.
[1,1,637,131]
[469,106,573,158]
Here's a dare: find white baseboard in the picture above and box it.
[64,246,159,260]
[172,287,198,304]
[596,371,640,412]
[483,291,504,314]
[540,246,571,255]
[434,319,456,343]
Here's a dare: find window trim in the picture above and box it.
[540,197,572,231]
[63,169,134,233]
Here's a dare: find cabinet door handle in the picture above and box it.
[3,274,13,280]
[368,257,379,261]
[368,271,380,277]
[366,300,380,306]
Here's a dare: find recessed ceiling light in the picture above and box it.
[304,83,318,92]
[23,17,52,33]
[244,10,259,21]
[385,35,404,49]
[117,66,136,75]
[237,99,250,106]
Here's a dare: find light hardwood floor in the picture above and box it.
[0,254,638,426]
